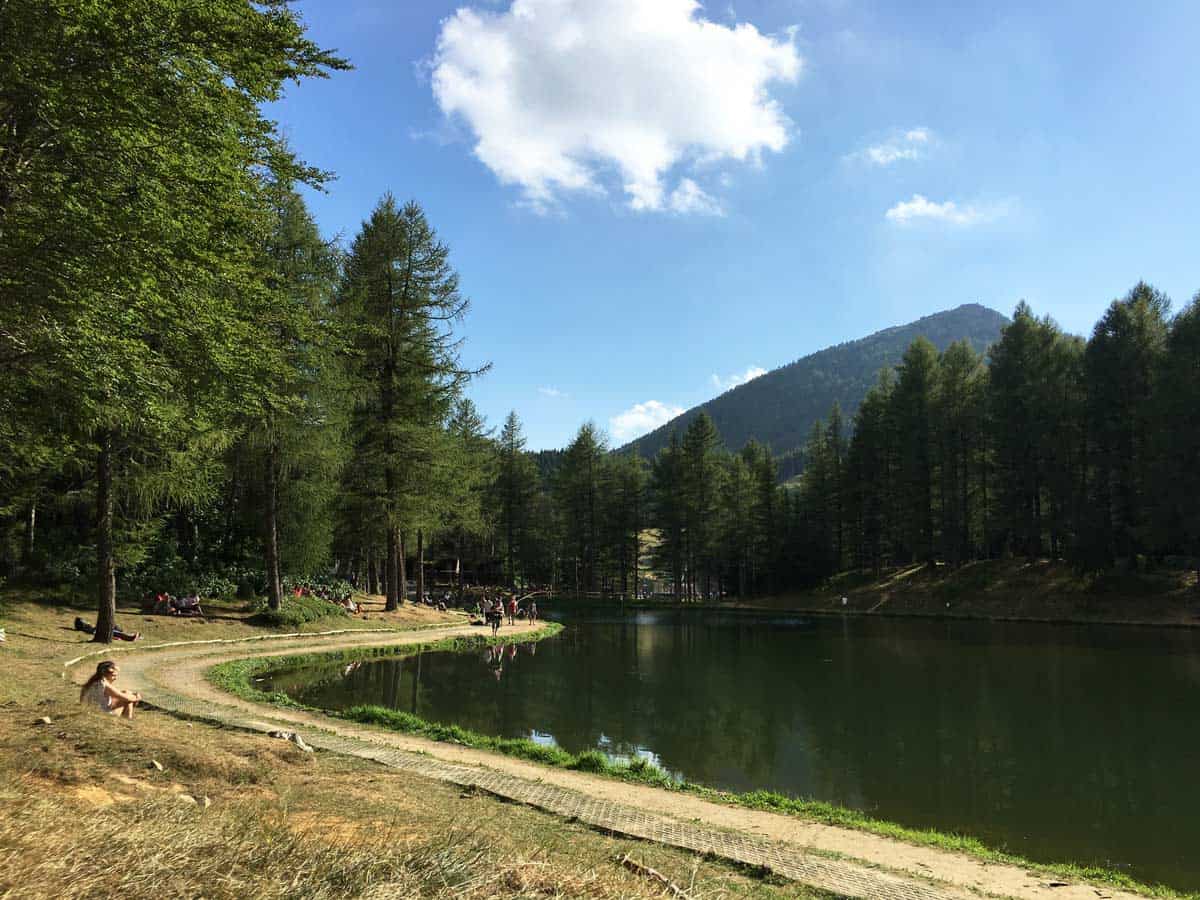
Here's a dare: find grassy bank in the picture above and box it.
[1,599,816,900]
[208,625,1197,900]
[767,559,1200,627]
[573,559,1199,628]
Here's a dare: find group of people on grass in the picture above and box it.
[478,593,538,636]
[152,592,205,618]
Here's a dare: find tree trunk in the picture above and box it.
[386,524,400,610]
[93,432,117,644]
[264,440,283,611]
[23,499,36,565]
[367,547,379,595]
[383,540,393,604]
[416,528,425,602]
[398,530,408,605]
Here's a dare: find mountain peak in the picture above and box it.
[624,304,1009,458]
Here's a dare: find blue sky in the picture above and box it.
[270,0,1200,450]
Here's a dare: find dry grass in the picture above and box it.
[0,596,830,900]
[0,586,462,651]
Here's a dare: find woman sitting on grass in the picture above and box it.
[79,661,141,718]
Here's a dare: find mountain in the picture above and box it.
[623,303,1009,460]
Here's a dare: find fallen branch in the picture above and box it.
[618,853,694,899]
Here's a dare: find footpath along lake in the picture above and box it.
[263,607,1200,889]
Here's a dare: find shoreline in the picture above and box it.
[205,622,1190,899]
[544,559,1200,631]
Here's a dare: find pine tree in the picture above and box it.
[650,433,687,600]
[555,423,607,595]
[680,413,725,599]
[892,338,940,563]
[935,341,986,564]
[337,196,485,609]
[1084,283,1170,568]
[1154,293,1200,584]
[494,411,537,587]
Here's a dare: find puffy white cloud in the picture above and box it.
[850,127,933,166]
[668,178,724,216]
[538,386,568,398]
[610,400,685,440]
[431,0,801,213]
[885,193,1001,227]
[710,365,766,391]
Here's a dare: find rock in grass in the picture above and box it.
[149,760,164,772]
[268,729,314,753]
[35,716,52,725]
[177,794,197,805]
[202,796,211,809]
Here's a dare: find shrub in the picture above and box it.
[194,572,238,601]
[247,592,348,628]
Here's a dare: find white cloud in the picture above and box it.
[538,386,568,399]
[610,400,685,441]
[885,193,1003,227]
[710,365,766,391]
[849,127,933,167]
[431,0,801,213]
[668,178,724,216]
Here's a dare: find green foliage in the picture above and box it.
[335,195,486,608]
[247,592,348,628]
[0,0,348,638]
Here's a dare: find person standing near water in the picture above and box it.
[528,600,538,623]
[507,594,517,626]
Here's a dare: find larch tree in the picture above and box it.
[1084,283,1170,568]
[337,196,485,610]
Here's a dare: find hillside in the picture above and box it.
[623,303,1009,459]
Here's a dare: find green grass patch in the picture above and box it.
[206,620,1196,900]
[246,593,349,628]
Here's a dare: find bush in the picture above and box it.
[194,572,238,601]
[282,575,353,603]
[247,592,348,628]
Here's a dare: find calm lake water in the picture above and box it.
[264,607,1200,889]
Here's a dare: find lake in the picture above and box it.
[263,606,1200,890]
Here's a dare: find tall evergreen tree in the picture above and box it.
[555,423,607,595]
[892,338,940,563]
[1154,294,1200,583]
[337,196,483,609]
[935,341,987,564]
[1084,283,1170,567]
[495,411,538,587]
[680,413,725,598]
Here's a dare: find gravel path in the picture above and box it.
[66,625,1137,900]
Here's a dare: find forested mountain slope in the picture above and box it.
[624,303,1009,459]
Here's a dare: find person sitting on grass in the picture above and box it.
[79,661,141,718]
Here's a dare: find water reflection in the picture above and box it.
[264,609,1200,890]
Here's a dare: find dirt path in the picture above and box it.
[66,625,1139,900]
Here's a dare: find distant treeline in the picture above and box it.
[493,286,1200,599]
